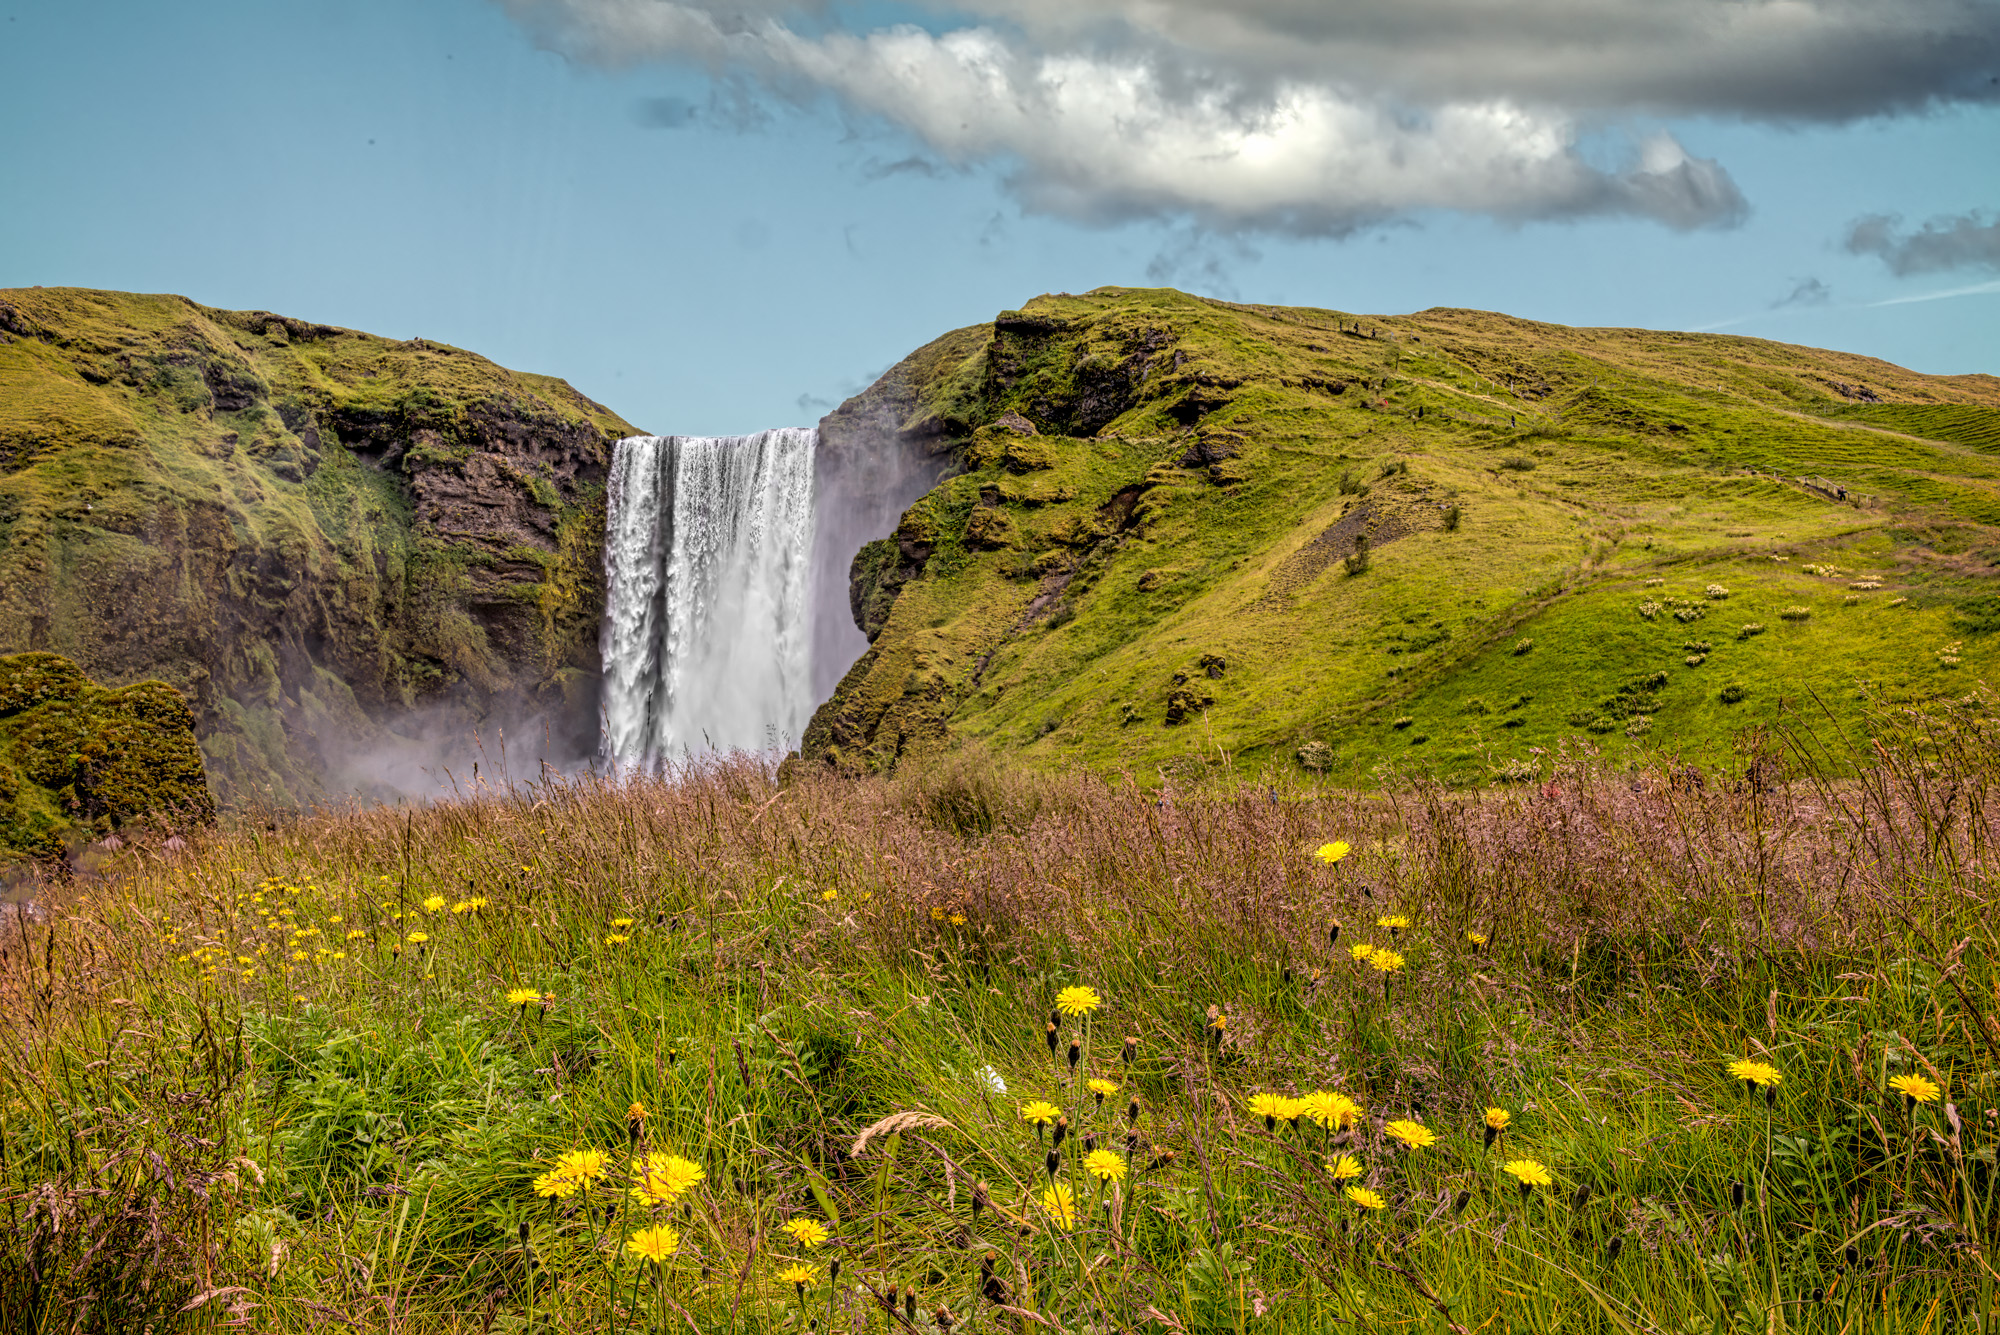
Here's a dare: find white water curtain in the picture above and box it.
[601,429,817,764]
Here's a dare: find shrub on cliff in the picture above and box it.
[0,652,213,863]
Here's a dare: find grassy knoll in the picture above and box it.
[806,288,2000,784]
[6,700,2000,1332]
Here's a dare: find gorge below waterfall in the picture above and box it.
[600,430,818,765]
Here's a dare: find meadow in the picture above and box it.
[4,697,2000,1334]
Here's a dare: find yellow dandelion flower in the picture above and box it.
[1484,1108,1511,1131]
[627,1224,680,1263]
[1369,949,1407,974]
[289,950,307,962]
[1055,985,1102,1018]
[1087,1078,1120,1097]
[1040,1182,1077,1230]
[556,1149,610,1183]
[1384,1119,1436,1150]
[1344,1185,1386,1211]
[1313,841,1351,865]
[629,1153,705,1206]
[422,895,446,913]
[1376,915,1411,931]
[1020,1101,1061,1127]
[820,889,839,902]
[533,1170,578,1199]
[781,1218,829,1248]
[1084,1149,1127,1182]
[405,931,428,945]
[605,934,630,945]
[1465,931,1487,947]
[1325,1153,1363,1181]
[1727,1059,1782,1089]
[327,915,343,924]
[506,987,543,1008]
[778,1263,817,1289]
[345,929,366,940]
[1349,943,1377,962]
[1247,1092,1296,1128]
[948,912,967,925]
[1890,1074,1941,1104]
[611,917,636,927]
[1303,1091,1364,1130]
[1503,1159,1552,1189]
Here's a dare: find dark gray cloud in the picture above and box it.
[634,95,699,128]
[1845,211,2000,276]
[1772,276,1832,308]
[500,0,1995,235]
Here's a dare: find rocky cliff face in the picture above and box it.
[0,288,636,806]
[802,287,2000,783]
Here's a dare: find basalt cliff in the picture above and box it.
[0,287,634,814]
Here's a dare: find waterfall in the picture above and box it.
[601,429,817,765]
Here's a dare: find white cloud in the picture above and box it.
[500,0,1997,235]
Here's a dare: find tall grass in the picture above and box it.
[2,696,1998,1333]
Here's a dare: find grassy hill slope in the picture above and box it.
[0,288,636,809]
[804,288,2000,783]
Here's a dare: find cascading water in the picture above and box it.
[601,429,816,765]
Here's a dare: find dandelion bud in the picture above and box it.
[1607,1235,1624,1261]
[1811,1287,1823,1305]
[829,1258,841,1284]
[1067,1039,1081,1072]
[1125,1131,1141,1153]
[1574,1184,1591,1208]
[1053,1116,1068,1149]
[1046,1149,1061,1180]
[1127,1096,1141,1125]
[1329,922,1342,946]
[1452,1190,1470,1216]
[518,1220,530,1246]
[1148,1149,1176,1171]
[1765,1084,1777,1108]
[1730,1179,1745,1211]
[1360,883,1373,899]
[1083,1132,1098,1154]
[1282,965,1293,986]
[936,1307,955,1331]
[1121,1035,1137,1064]
[1844,1244,1859,1269]
[1050,1009,1061,1030]
[1483,1124,1498,1151]
[906,1290,918,1322]
[1045,1023,1059,1057]
[972,1181,989,1220]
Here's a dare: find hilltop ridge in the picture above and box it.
[804,286,2000,782]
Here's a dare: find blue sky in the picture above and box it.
[3,0,1996,436]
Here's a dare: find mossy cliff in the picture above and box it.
[0,652,212,861]
[803,287,2000,783]
[0,288,636,806]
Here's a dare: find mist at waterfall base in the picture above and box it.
[309,423,943,798]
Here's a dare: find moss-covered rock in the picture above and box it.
[0,288,638,805]
[0,652,212,861]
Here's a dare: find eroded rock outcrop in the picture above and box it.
[0,287,636,805]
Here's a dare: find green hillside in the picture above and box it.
[804,288,2000,783]
[0,287,635,809]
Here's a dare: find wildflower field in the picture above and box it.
[4,701,2000,1333]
